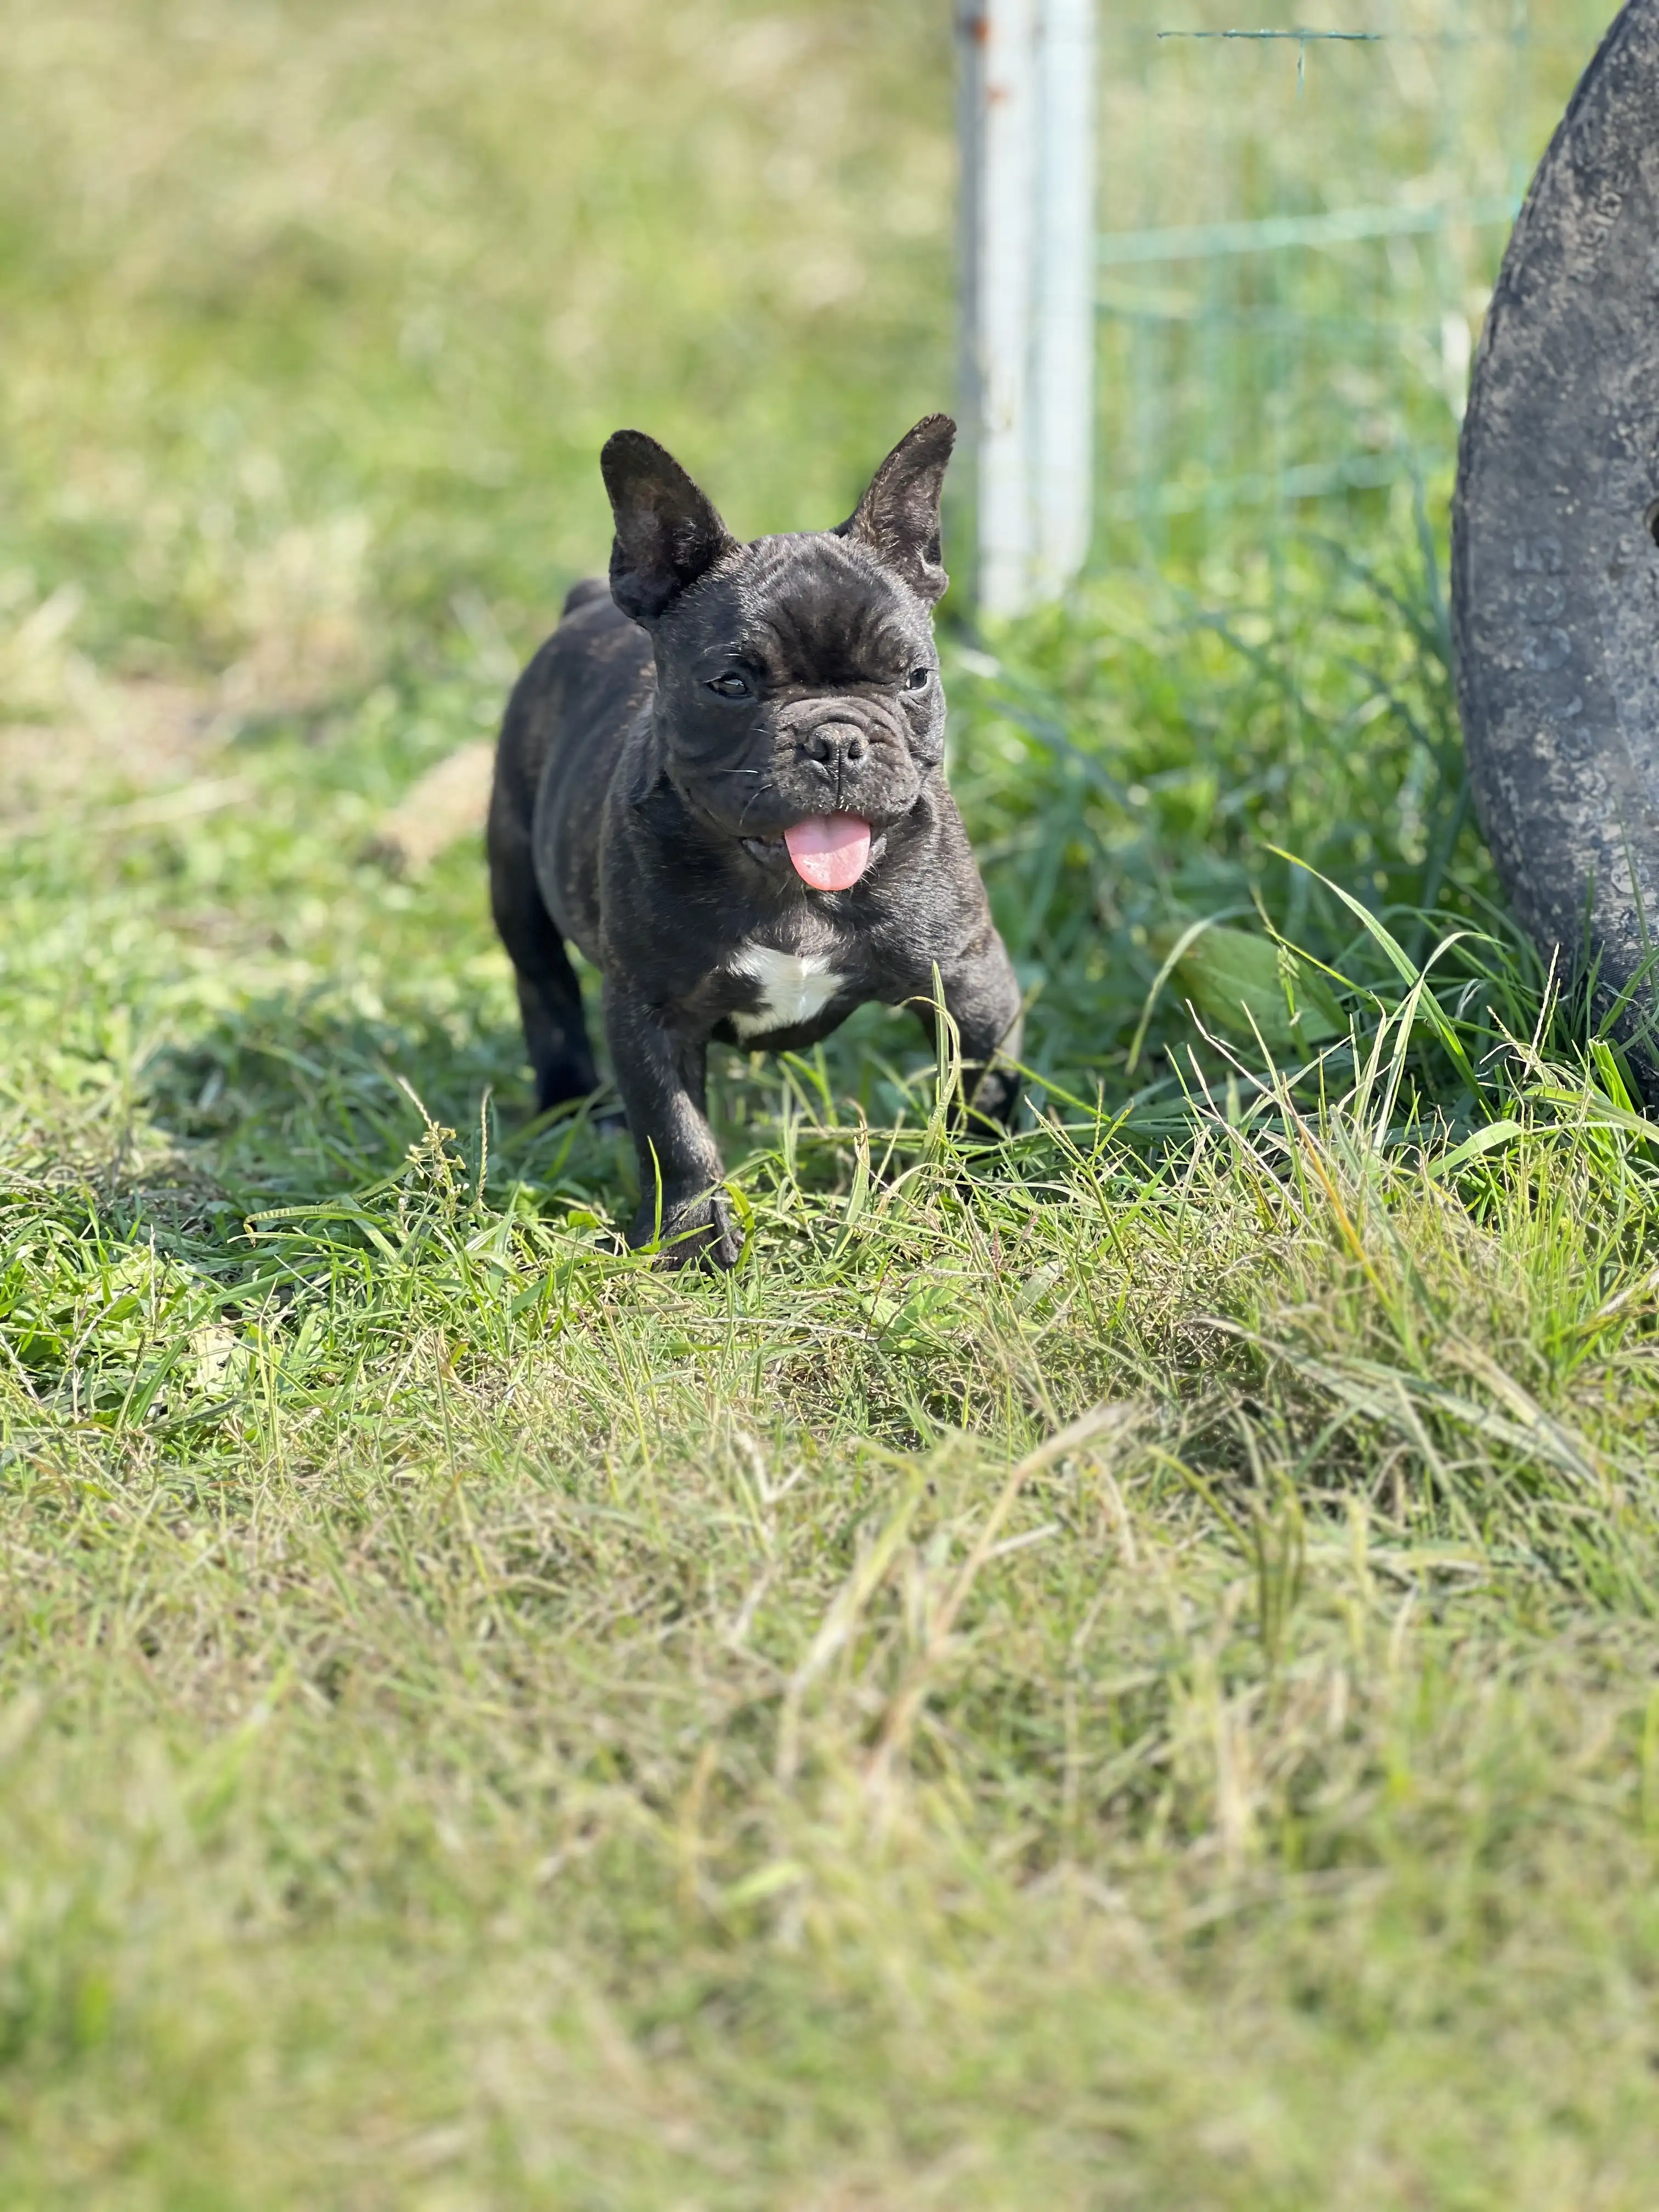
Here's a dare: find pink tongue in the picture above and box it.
[782,814,872,891]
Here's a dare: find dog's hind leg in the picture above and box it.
[488,807,598,1113]
[512,930,599,1114]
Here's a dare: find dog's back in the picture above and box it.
[489,578,651,960]
[490,580,644,850]
[486,578,653,1106]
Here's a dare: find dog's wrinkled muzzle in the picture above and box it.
[782,814,872,890]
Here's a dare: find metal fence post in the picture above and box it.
[957,0,1096,617]
[1032,0,1097,600]
[958,0,1037,618]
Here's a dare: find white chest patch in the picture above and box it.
[727,942,845,1041]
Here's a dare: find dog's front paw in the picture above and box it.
[630,1189,742,1272]
[953,1063,1022,1138]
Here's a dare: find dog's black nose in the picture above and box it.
[801,723,868,768]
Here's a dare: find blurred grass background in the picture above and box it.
[7,4,1659,2208]
[0,0,1613,1121]
[1094,0,1592,550]
[0,0,955,691]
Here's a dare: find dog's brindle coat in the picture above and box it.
[488,415,1023,1267]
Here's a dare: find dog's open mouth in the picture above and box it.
[742,815,873,890]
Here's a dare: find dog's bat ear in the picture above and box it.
[839,414,955,605]
[600,431,737,625]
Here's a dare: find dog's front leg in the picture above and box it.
[603,982,739,1269]
[927,933,1025,1135]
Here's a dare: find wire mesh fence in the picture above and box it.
[1091,1,1612,568]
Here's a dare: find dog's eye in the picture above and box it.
[905,667,932,692]
[707,672,752,700]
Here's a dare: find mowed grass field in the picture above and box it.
[3,2,1658,2205]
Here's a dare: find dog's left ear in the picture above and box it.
[840,414,955,605]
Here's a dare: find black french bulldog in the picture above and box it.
[487,415,1023,1267]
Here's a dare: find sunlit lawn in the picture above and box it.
[1,4,1655,2205]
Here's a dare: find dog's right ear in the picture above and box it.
[840,414,955,605]
[601,431,737,624]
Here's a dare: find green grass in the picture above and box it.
[4,3,1659,2205]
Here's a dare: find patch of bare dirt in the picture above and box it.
[364,740,496,874]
